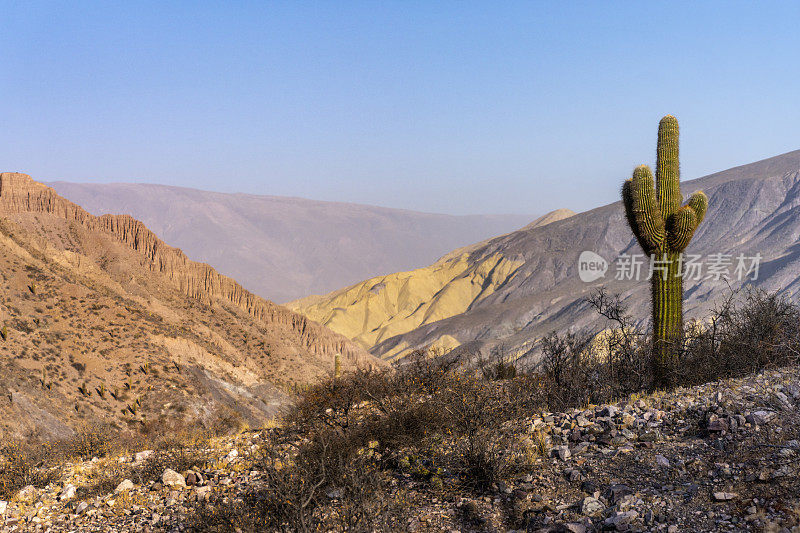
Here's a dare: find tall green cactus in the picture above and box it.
[621,115,708,375]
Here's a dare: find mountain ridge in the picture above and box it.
[290,149,800,361]
[47,181,536,302]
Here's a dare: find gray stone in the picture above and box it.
[161,469,186,488]
[553,445,571,461]
[713,492,738,501]
[581,496,606,515]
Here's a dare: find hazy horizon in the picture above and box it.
[3,1,799,215]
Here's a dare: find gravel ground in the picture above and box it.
[2,367,799,532]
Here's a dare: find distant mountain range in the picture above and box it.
[48,182,535,303]
[290,150,800,362]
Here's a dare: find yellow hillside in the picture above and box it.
[289,252,523,355]
[289,209,575,359]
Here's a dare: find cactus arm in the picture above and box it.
[685,190,708,225]
[623,165,665,254]
[656,115,682,220]
[666,206,698,252]
[621,180,645,251]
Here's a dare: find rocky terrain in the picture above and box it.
[0,172,381,438]
[291,150,800,362]
[48,181,535,303]
[2,366,798,532]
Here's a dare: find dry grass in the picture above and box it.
[0,416,231,501]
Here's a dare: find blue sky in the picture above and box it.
[2,1,799,215]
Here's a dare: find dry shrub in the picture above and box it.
[680,287,800,382]
[0,440,60,499]
[535,287,800,411]
[185,287,799,531]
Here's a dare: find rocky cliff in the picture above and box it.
[0,172,373,365]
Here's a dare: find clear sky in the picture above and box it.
[2,2,799,215]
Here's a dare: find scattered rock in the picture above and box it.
[17,485,37,503]
[115,479,135,492]
[58,484,76,501]
[581,496,605,515]
[553,445,571,461]
[134,450,154,463]
[161,469,186,487]
[604,510,638,529]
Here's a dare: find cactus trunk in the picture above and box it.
[651,252,683,361]
[622,116,709,383]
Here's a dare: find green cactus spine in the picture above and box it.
[621,116,708,377]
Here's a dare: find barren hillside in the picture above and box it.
[0,173,380,439]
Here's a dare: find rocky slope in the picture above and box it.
[48,181,535,303]
[2,366,798,532]
[0,172,380,439]
[292,150,800,361]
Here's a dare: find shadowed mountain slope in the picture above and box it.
[289,209,576,358]
[291,150,800,361]
[48,182,535,303]
[0,173,381,439]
